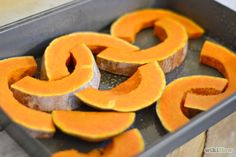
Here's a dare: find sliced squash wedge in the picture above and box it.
[156,76,227,132]
[52,149,101,157]
[111,9,204,42]
[184,41,236,110]
[52,111,135,141]
[52,129,144,157]
[101,128,144,157]
[11,44,100,112]
[42,32,138,80]
[0,57,55,137]
[76,62,165,112]
[97,18,188,76]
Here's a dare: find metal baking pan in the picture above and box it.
[0,0,236,157]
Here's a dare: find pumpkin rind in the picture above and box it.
[0,57,55,137]
[111,9,204,43]
[76,62,166,112]
[101,129,144,157]
[42,32,138,80]
[156,76,228,132]
[11,44,100,112]
[52,111,135,141]
[184,41,236,110]
[97,18,188,76]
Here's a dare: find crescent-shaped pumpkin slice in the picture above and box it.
[52,129,144,157]
[52,111,135,141]
[42,32,138,80]
[11,44,100,112]
[0,57,55,137]
[156,76,228,132]
[184,41,236,110]
[111,9,204,43]
[52,149,101,157]
[101,128,144,157]
[97,18,188,76]
[75,62,165,112]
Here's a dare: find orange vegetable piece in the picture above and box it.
[52,129,144,157]
[76,62,165,112]
[52,111,135,141]
[111,9,204,43]
[156,76,227,132]
[184,41,236,110]
[0,57,55,137]
[101,129,144,157]
[52,149,101,157]
[11,44,100,112]
[97,18,188,76]
[42,32,138,80]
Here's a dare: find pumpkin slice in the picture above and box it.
[76,62,165,112]
[52,129,144,157]
[101,128,144,157]
[156,76,228,132]
[111,9,204,43]
[97,18,188,76]
[52,111,135,141]
[52,149,101,157]
[184,41,236,110]
[42,32,138,80]
[0,57,55,137]
[11,44,100,112]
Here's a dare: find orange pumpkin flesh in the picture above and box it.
[52,111,135,141]
[52,129,144,157]
[52,149,101,157]
[184,41,236,110]
[156,76,228,132]
[42,32,138,80]
[97,18,188,76]
[76,62,166,112]
[111,9,204,43]
[101,129,144,157]
[0,57,55,137]
[11,44,100,112]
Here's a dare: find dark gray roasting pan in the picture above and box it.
[0,0,236,157]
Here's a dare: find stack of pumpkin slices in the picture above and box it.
[157,41,236,132]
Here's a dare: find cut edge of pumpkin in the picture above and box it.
[52,111,136,142]
[113,62,166,112]
[10,44,101,112]
[98,18,188,76]
[0,56,55,137]
[11,66,94,96]
[68,32,140,50]
[42,32,139,81]
[111,9,204,43]
[76,62,166,112]
[101,128,145,157]
[156,75,228,132]
[101,18,188,63]
[184,40,236,111]
[52,128,144,157]
[52,149,102,157]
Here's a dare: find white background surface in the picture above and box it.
[215,0,236,12]
[0,0,75,27]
